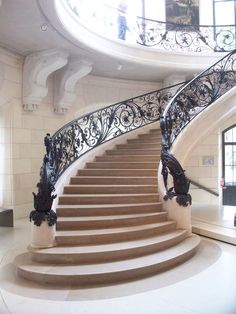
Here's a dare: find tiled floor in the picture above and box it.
[0,218,236,314]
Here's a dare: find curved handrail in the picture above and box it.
[29,82,184,226]
[160,49,236,206]
[64,0,236,53]
[162,49,236,148]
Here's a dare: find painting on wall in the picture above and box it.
[166,0,199,26]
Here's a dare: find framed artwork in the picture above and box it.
[166,0,199,26]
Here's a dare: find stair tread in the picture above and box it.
[64,184,157,188]
[16,235,200,275]
[56,202,161,209]
[56,221,175,236]
[57,212,166,222]
[60,193,159,197]
[30,230,187,255]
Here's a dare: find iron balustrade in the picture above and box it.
[64,0,236,53]
[160,49,236,206]
[30,83,183,226]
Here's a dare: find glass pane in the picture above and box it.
[233,127,236,142]
[225,145,233,165]
[224,129,233,142]
[225,165,233,184]
[215,1,235,25]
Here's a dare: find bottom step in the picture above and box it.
[15,235,200,287]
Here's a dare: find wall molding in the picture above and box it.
[54,59,92,114]
[23,48,69,111]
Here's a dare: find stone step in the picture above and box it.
[138,133,162,139]
[55,221,177,246]
[149,129,162,134]
[116,143,160,150]
[63,185,157,195]
[56,202,162,217]
[95,155,160,162]
[106,149,161,155]
[56,212,167,230]
[77,169,157,177]
[29,230,188,264]
[70,176,157,185]
[85,162,158,169]
[127,138,161,144]
[58,193,159,205]
[15,235,200,286]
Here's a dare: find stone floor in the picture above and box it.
[192,203,236,245]
[0,218,236,314]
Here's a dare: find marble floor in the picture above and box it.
[192,203,236,245]
[0,218,236,314]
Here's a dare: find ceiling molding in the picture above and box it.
[22,48,69,111]
[54,59,92,114]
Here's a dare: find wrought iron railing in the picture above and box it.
[30,83,183,226]
[136,18,236,53]
[64,0,236,53]
[160,49,236,206]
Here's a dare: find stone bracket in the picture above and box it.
[23,49,69,111]
[54,59,92,114]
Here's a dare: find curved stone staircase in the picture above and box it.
[15,128,200,287]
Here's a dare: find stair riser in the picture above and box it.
[116,144,161,149]
[85,162,158,169]
[58,194,159,205]
[56,213,167,231]
[57,203,162,217]
[30,232,187,265]
[77,169,157,177]
[96,156,160,162]
[106,150,161,155]
[70,177,157,185]
[127,139,161,144]
[56,223,176,246]
[139,134,162,139]
[63,186,157,195]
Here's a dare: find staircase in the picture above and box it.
[15,128,200,287]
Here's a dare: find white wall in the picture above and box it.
[0,47,162,219]
[183,102,236,206]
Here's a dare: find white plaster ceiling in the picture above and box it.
[0,0,223,82]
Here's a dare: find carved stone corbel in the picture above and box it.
[54,59,92,114]
[23,49,69,111]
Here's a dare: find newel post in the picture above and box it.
[29,134,57,248]
[160,117,192,235]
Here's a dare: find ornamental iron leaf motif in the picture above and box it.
[30,83,183,225]
[29,133,57,227]
[161,49,236,206]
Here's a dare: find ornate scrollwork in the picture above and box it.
[30,83,183,225]
[161,50,236,206]
[65,0,236,53]
[161,146,191,207]
[29,134,57,227]
[48,85,181,183]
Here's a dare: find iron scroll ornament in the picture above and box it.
[65,0,236,53]
[30,84,184,226]
[161,145,191,207]
[29,134,57,227]
[160,49,236,206]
